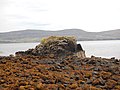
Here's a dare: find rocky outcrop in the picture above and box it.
[16,36,86,58]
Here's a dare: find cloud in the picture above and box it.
[1,0,120,32]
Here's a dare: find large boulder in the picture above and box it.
[32,36,77,56]
[16,36,86,58]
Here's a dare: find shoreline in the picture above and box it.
[0,36,120,89]
[0,39,120,44]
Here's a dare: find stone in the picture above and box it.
[9,54,14,57]
[105,79,117,89]
[92,71,99,75]
[100,71,112,79]
[111,57,115,59]
[36,82,44,89]
[76,51,86,58]
[99,77,106,85]
[19,86,25,90]
[92,78,100,85]
[84,72,92,78]
[78,80,85,85]
[49,54,54,58]
[111,75,120,81]
[69,83,78,89]
[77,44,83,51]
[0,80,5,84]
[94,67,99,71]
[15,36,86,58]
[86,79,92,84]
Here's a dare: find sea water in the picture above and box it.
[0,40,120,59]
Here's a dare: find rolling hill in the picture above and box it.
[0,29,120,43]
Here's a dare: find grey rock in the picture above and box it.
[92,71,99,75]
[86,79,92,84]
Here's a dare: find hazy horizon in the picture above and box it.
[1,0,120,32]
[0,28,119,33]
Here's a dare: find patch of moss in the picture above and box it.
[41,36,76,45]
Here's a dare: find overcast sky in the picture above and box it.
[0,0,120,32]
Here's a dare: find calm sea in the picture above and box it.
[0,40,120,59]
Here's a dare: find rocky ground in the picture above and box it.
[0,36,120,90]
[0,55,120,90]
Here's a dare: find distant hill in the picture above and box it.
[0,29,120,43]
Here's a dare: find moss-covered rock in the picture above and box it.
[16,36,85,58]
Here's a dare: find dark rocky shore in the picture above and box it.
[0,36,120,90]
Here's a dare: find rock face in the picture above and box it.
[16,36,86,58]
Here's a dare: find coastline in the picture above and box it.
[0,40,120,59]
[0,36,120,90]
[0,39,120,44]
